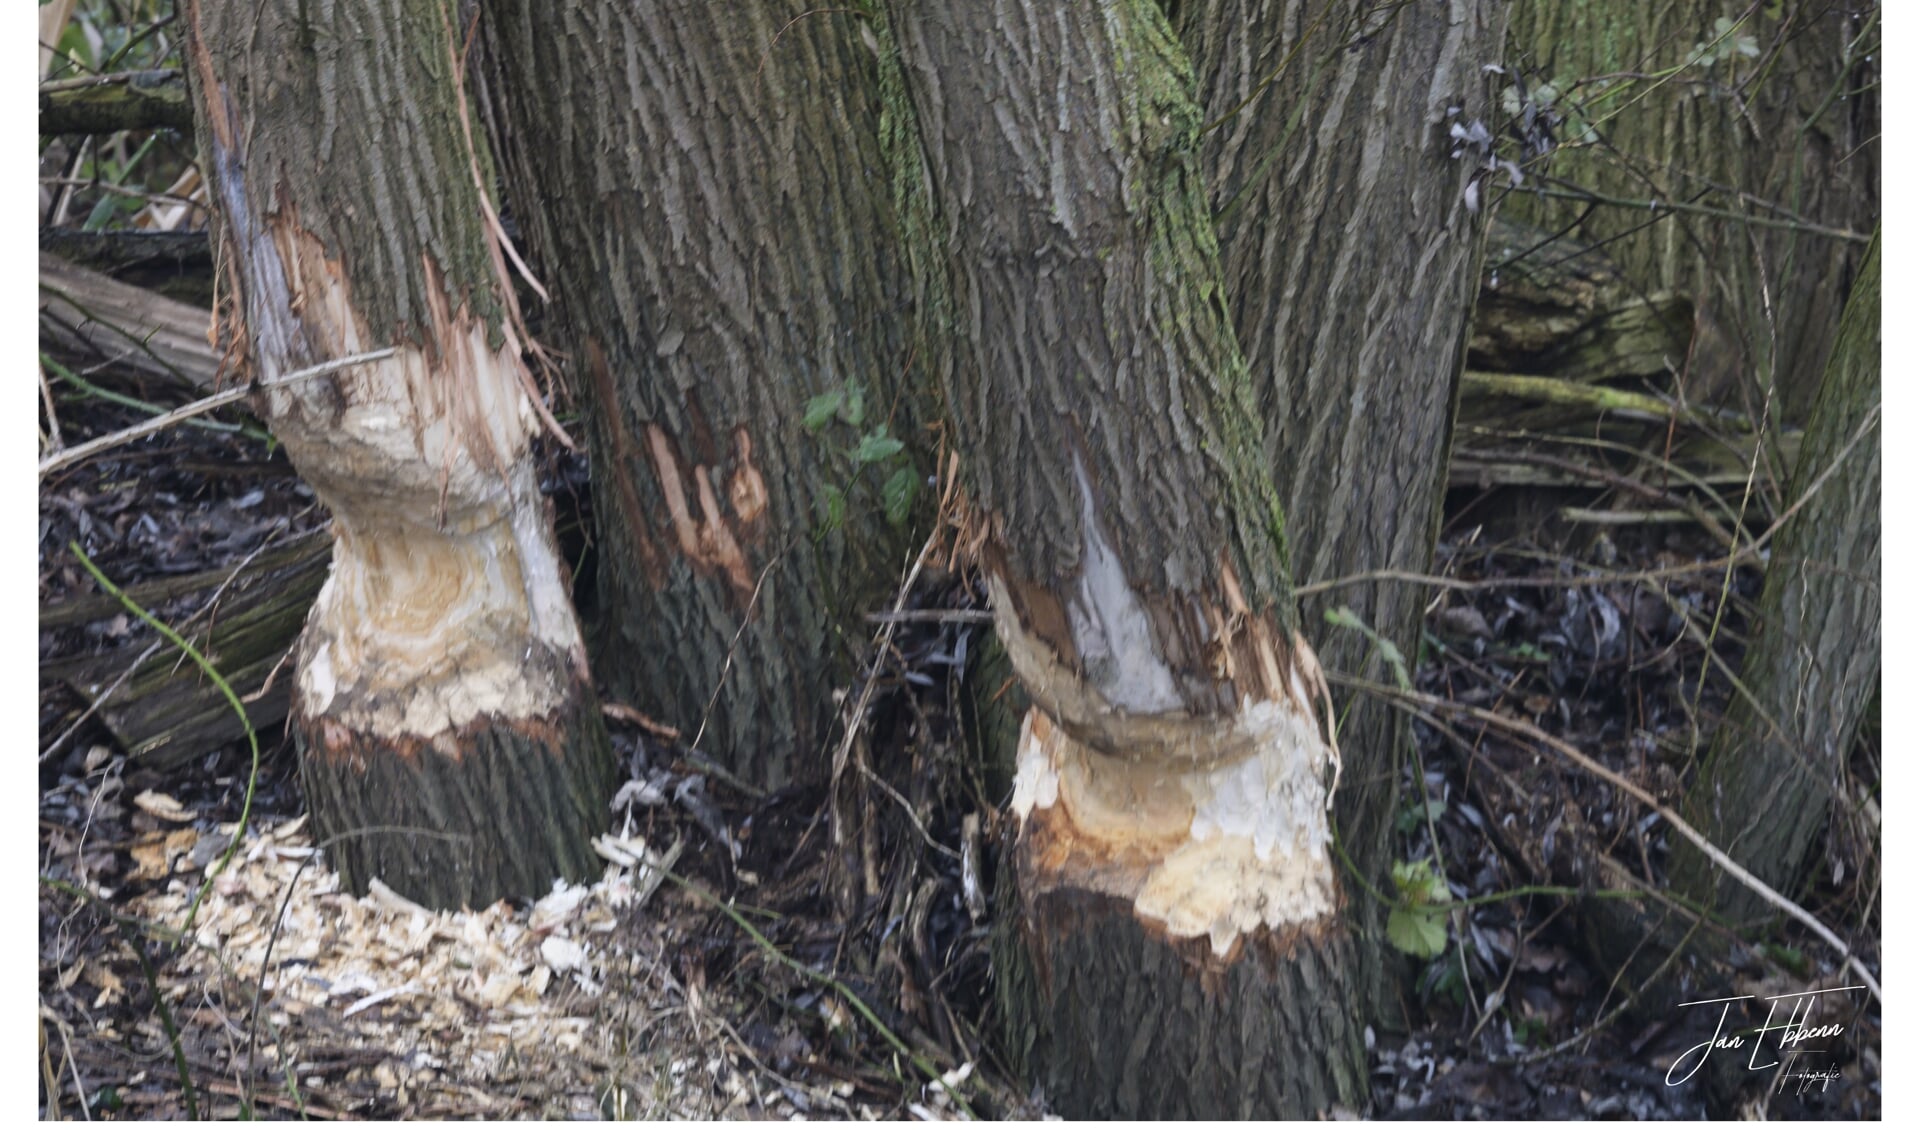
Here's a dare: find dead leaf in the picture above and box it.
[84,961,124,1008]
[128,828,199,881]
[133,790,197,823]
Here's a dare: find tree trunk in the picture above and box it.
[1505,1,1878,422]
[1670,230,1878,927]
[890,0,1363,1115]
[476,0,919,789]
[1176,0,1499,1021]
[182,0,614,909]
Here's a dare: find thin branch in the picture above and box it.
[38,348,395,476]
[1336,673,1881,1003]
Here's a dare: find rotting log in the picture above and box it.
[1471,217,1695,382]
[180,0,614,909]
[40,252,218,390]
[40,230,215,308]
[46,532,331,768]
[40,69,194,136]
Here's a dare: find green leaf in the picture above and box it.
[1388,905,1449,958]
[841,385,866,428]
[1394,797,1446,835]
[819,484,847,531]
[1323,606,1363,631]
[883,466,918,526]
[804,390,845,433]
[853,428,904,465]
[1392,858,1452,906]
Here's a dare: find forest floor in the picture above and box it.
[37,377,1880,1119]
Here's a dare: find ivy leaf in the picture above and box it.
[819,484,847,531]
[853,428,904,465]
[1388,906,1449,958]
[841,385,866,428]
[804,390,845,433]
[1386,859,1453,957]
[1394,797,1446,835]
[883,466,918,526]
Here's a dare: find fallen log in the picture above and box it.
[39,252,218,390]
[43,532,330,769]
[1471,217,1695,381]
[39,229,214,307]
[40,69,193,136]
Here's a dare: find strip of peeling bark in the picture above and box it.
[181,0,613,909]
[889,0,1362,1115]
[476,0,920,789]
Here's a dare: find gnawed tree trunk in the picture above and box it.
[1506,1,1878,422]
[1670,230,1878,926]
[182,0,614,909]
[1176,0,1498,1020]
[477,0,918,788]
[890,0,1362,1115]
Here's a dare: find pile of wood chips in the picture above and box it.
[120,817,763,1118]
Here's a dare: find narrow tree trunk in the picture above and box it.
[477,0,919,788]
[1176,0,1498,1023]
[1505,1,1878,421]
[1670,230,1878,926]
[890,0,1363,1115]
[182,0,614,909]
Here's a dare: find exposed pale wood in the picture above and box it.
[183,0,613,909]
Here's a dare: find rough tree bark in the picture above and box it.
[1505,1,1878,422]
[890,0,1364,1116]
[1176,0,1498,1018]
[1670,230,1878,927]
[182,0,615,909]
[477,0,919,788]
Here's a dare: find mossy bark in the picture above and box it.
[183,0,614,910]
[1669,231,1879,927]
[477,0,919,789]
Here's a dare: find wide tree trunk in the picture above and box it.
[476,0,919,789]
[1505,1,1878,422]
[890,0,1363,1115]
[1177,0,1499,1015]
[182,0,615,909]
[1669,230,1878,927]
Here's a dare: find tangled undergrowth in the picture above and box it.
[39,367,1879,1120]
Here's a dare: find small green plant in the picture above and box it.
[1387,858,1452,959]
[1394,796,1446,836]
[1324,605,1412,690]
[803,380,920,530]
[1511,1014,1548,1048]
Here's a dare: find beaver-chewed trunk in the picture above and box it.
[182,0,613,909]
[886,0,1367,1114]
